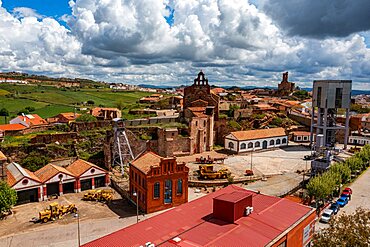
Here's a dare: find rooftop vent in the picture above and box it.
[213,191,253,223]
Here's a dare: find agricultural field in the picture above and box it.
[0,84,153,124]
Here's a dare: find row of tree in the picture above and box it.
[307,145,370,204]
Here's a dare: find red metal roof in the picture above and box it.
[84,185,314,247]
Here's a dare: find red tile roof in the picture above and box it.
[34,164,75,183]
[0,123,27,131]
[131,151,163,174]
[229,128,287,141]
[66,159,106,177]
[291,131,311,136]
[58,112,81,121]
[83,185,315,247]
[14,114,47,126]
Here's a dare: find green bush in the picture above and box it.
[0,181,17,214]
[20,152,50,172]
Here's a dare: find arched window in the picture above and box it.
[282,138,287,144]
[270,139,275,145]
[177,179,183,194]
[228,142,234,149]
[154,182,160,199]
[276,139,281,145]
[248,142,253,148]
[255,141,260,147]
[241,143,246,149]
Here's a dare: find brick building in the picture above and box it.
[129,151,189,213]
[277,72,295,96]
[85,185,316,247]
[183,71,220,120]
[90,107,121,120]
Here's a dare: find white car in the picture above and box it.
[320,209,334,223]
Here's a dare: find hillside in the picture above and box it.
[0,84,152,124]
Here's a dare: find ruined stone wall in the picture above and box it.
[125,116,179,126]
[30,132,78,144]
[214,118,229,146]
[70,120,112,132]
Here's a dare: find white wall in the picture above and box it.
[46,172,75,184]
[225,136,288,153]
[80,167,106,179]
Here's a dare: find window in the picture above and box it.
[317,87,322,108]
[248,142,253,148]
[177,179,183,194]
[195,121,198,126]
[276,139,281,144]
[335,88,343,108]
[303,136,308,141]
[241,143,246,149]
[204,120,206,127]
[164,180,172,203]
[135,172,137,182]
[228,142,234,149]
[270,140,275,145]
[154,182,160,199]
[282,138,287,144]
[255,141,260,147]
[297,136,301,141]
[277,241,286,247]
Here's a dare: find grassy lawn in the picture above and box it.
[0,84,153,123]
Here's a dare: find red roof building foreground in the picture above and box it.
[84,185,316,247]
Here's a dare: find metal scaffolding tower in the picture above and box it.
[112,118,134,175]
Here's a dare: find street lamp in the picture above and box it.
[132,192,139,223]
[74,213,81,247]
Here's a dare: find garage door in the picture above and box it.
[80,179,92,191]
[17,189,38,205]
[47,182,59,196]
[63,182,75,194]
[95,176,106,188]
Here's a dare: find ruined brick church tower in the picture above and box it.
[183,71,220,153]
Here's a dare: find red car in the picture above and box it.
[342,187,352,195]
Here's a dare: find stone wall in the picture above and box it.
[30,132,78,144]
[70,121,112,132]
[125,116,179,127]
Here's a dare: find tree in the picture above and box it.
[313,208,370,247]
[76,113,97,122]
[20,152,50,172]
[0,181,17,214]
[87,100,95,105]
[0,108,9,123]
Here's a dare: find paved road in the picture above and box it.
[316,167,370,230]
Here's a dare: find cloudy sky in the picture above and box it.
[1,0,370,89]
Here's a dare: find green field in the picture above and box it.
[0,84,152,124]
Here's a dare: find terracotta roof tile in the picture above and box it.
[14,114,47,126]
[59,112,81,121]
[0,123,27,131]
[35,164,74,182]
[131,151,163,174]
[24,168,42,183]
[67,159,106,177]
[291,131,311,136]
[229,128,287,141]
[6,169,16,187]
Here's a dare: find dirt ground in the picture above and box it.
[185,145,312,180]
[0,187,136,237]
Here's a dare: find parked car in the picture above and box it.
[320,209,334,223]
[329,203,340,214]
[342,187,352,195]
[336,196,349,207]
[340,193,351,201]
